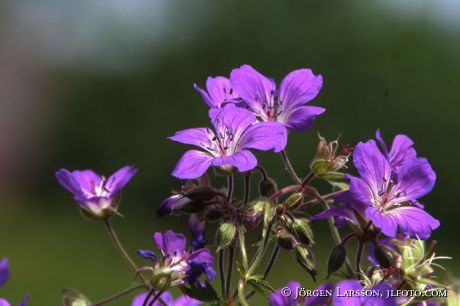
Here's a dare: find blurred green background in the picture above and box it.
[1,0,459,305]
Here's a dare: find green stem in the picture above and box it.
[281,150,301,183]
[238,227,249,270]
[311,189,354,276]
[247,218,274,276]
[218,249,226,298]
[238,279,249,306]
[92,284,144,306]
[246,245,280,300]
[225,246,235,299]
[104,219,145,282]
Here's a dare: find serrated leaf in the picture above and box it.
[247,275,275,296]
[179,280,219,302]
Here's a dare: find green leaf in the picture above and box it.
[247,275,276,296]
[179,281,219,302]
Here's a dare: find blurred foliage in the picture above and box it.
[1,1,459,304]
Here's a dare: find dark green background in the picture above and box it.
[0,1,458,305]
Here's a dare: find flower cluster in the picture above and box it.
[49,64,452,305]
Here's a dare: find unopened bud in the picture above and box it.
[286,219,314,246]
[259,177,277,197]
[311,135,349,178]
[285,193,303,210]
[215,222,237,251]
[185,186,216,202]
[151,272,172,291]
[327,245,347,278]
[292,245,317,281]
[373,245,393,269]
[62,288,91,306]
[244,200,270,228]
[180,200,207,214]
[277,228,295,250]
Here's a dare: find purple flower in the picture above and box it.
[194,76,240,108]
[55,166,137,219]
[333,280,395,306]
[342,140,438,239]
[0,295,29,306]
[313,137,439,239]
[132,291,201,306]
[188,214,207,249]
[0,258,9,288]
[157,194,191,217]
[230,65,325,131]
[269,282,333,306]
[169,103,287,179]
[137,230,215,287]
[269,281,300,306]
[0,259,29,306]
[375,130,416,170]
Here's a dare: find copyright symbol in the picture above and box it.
[281,287,292,297]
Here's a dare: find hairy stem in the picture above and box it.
[298,190,346,209]
[104,219,145,282]
[280,150,301,183]
[255,165,268,181]
[356,240,364,277]
[247,218,274,276]
[92,284,144,306]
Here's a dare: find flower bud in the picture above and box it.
[277,228,295,250]
[215,222,237,251]
[286,219,315,246]
[259,177,277,197]
[180,200,207,214]
[373,245,393,269]
[184,186,216,202]
[284,193,303,210]
[292,245,317,281]
[205,208,223,222]
[243,200,270,228]
[151,272,172,291]
[310,135,350,179]
[62,288,91,306]
[327,245,347,278]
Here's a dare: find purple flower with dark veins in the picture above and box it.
[375,130,416,170]
[340,140,439,239]
[230,65,325,131]
[132,291,201,306]
[169,103,287,179]
[55,166,137,220]
[194,76,240,108]
[137,230,215,287]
